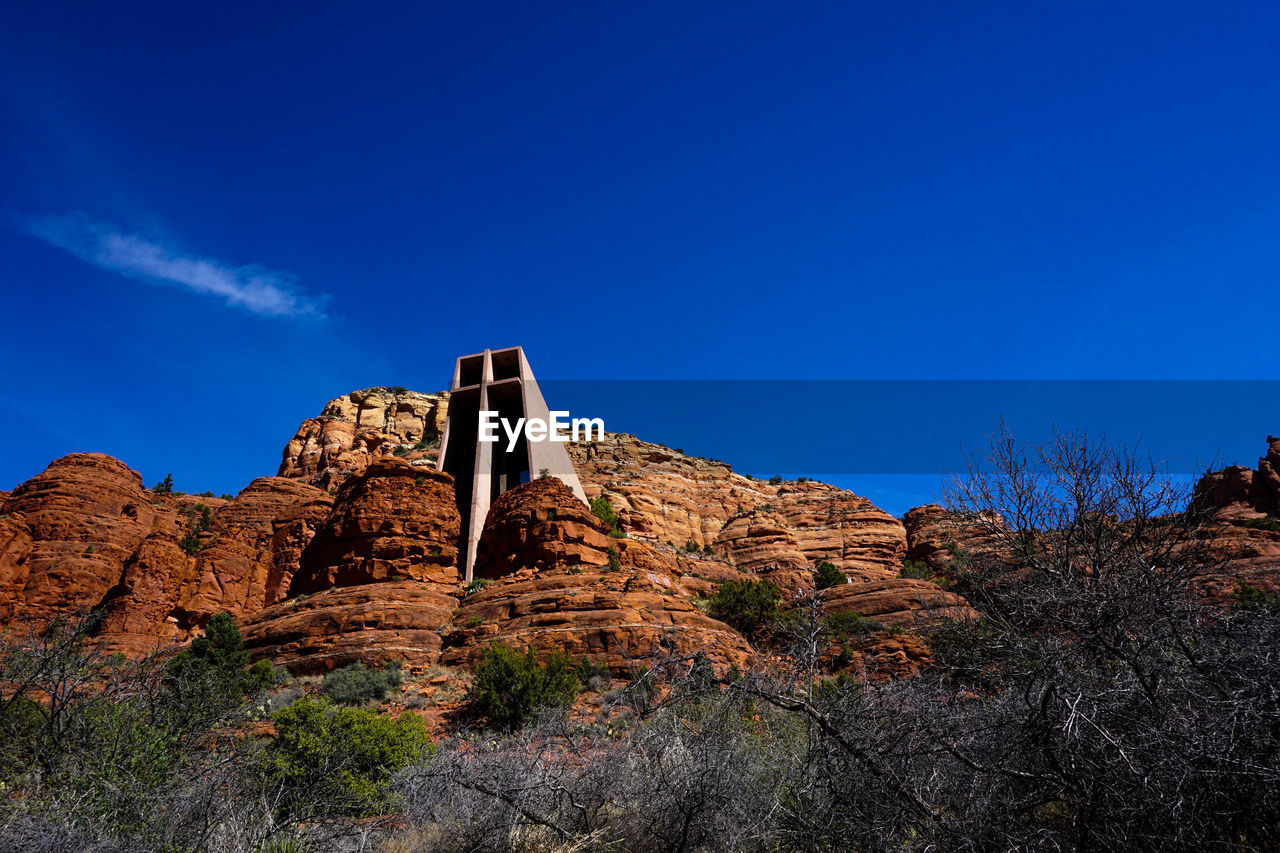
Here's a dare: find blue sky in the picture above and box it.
[2,2,1279,513]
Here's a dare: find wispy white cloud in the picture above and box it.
[20,213,327,319]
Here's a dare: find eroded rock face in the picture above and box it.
[713,510,813,593]
[1195,436,1280,520]
[243,459,462,673]
[278,388,447,489]
[822,578,977,627]
[443,478,755,674]
[568,433,907,581]
[903,504,1004,574]
[472,477,616,579]
[0,456,333,656]
[241,581,458,674]
[1177,436,1280,599]
[0,454,159,625]
[290,458,460,594]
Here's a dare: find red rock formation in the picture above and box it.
[242,581,458,673]
[242,459,462,673]
[713,510,814,593]
[1184,437,1280,598]
[471,477,617,578]
[0,454,160,624]
[0,455,333,656]
[903,504,1004,574]
[442,478,755,675]
[93,477,334,654]
[822,578,977,627]
[568,433,907,580]
[290,458,459,593]
[278,388,447,489]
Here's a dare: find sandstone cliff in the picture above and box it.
[241,458,461,673]
[441,478,756,675]
[278,388,447,490]
[0,454,331,656]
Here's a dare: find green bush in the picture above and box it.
[464,578,490,596]
[899,559,932,580]
[1241,515,1280,532]
[576,656,608,689]
[606,546,622,572]
[825,609,883,637]
[768,475,784,485]
[321,661,403,706]
[165,613,274,726]
[814,561,847,590]
[1232,580,1277,606]
[179,503,212,555]
[153,473,174,494]
[707,579,781,636]
[267,697,430,816]
[589,495,623,536]
[469,641,580,728]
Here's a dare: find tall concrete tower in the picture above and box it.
[436,346,589,581]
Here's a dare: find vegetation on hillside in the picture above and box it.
[2,428,1279,850]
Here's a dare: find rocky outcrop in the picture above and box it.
[278,388,447,490]
[1194,436,1280,520]
[472,477,618,579]
[822,578,977,627]
[241,581,458,674]
[93,477,333,655]
[713,510,813,593]
[772,484,907,581]
[0,454,161,625]
[0,456,333,656]
[1187,437,1280,599]
[242,459,462,673]
[290,459,460,593]
[442,478,755,675]
[568,433,906,581]
[903,504,1004,574]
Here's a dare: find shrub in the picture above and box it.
[589,495,623,536]
[825,609,883,636]
[469,642,580,728]
[165,613,274,724]
[464,578,490,596]
[179,503,212,555]
[708,579,781,636]
[153,473,174,494]
[267,697,430,816]
[1232,580,1276,606]
[768,475,784,485]
[899,559,932,580]
[814,561,847,590]
[576,656,608,690]
[321,661,403,706]
[393,445,411,457]
[1241,515,1280,532]
[606,546,622,572]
